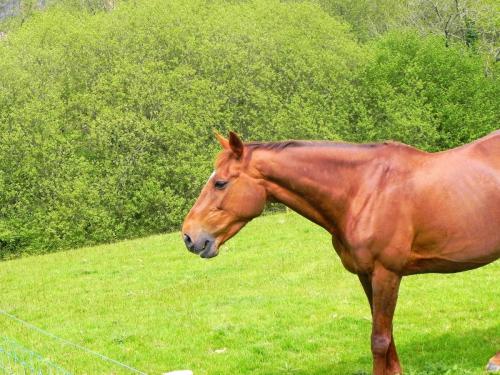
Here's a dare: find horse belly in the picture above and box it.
[407,164,500,274]
[407,210,500,274]
[403,250,499,275]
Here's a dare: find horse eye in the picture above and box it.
[214,180,228,190]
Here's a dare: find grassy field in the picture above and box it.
[0,212,498,375]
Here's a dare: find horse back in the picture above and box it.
[406,131,500,273]
[462,130,500,169]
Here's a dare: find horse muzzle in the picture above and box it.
[182,232,218,258]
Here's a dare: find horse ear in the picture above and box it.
[214,130,229,149]
[229,131,244,158]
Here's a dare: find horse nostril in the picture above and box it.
[183,233,193,247]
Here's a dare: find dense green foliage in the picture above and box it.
[315,0,499,62]
[358,32,498,150]
[1,213,499,374]
[0,0,498,257]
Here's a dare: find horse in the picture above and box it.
[181,131,500,375]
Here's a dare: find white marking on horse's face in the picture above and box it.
[208,171,216,182]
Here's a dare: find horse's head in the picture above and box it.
[181,132,267,258]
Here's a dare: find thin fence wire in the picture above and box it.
[0,309,147,375]
[0,335,72,375]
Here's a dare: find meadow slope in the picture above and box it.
[0,212,498,374]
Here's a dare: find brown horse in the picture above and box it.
[182,131,500,375]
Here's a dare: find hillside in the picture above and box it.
[0,213,498,374]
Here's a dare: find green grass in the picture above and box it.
[0,212,498,375]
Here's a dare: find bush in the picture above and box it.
[357,32,499,150]
[0,0,366,257]
[0,1,497,258]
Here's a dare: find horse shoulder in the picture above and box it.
[340,158,417,272]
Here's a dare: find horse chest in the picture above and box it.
[331,236,374,274]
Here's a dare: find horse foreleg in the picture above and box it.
[386,334,402,374]
[358,274,402,375]
[369,266,402,375]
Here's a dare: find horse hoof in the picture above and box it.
[487,363,500,373]
[487,353,500,373]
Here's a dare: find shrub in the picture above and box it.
[1,2,497,258]
[357,31,499,150]
[0,0,365,256]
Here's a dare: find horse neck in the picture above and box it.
[250,145,378,234]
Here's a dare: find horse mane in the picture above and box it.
[245,140,388,151]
